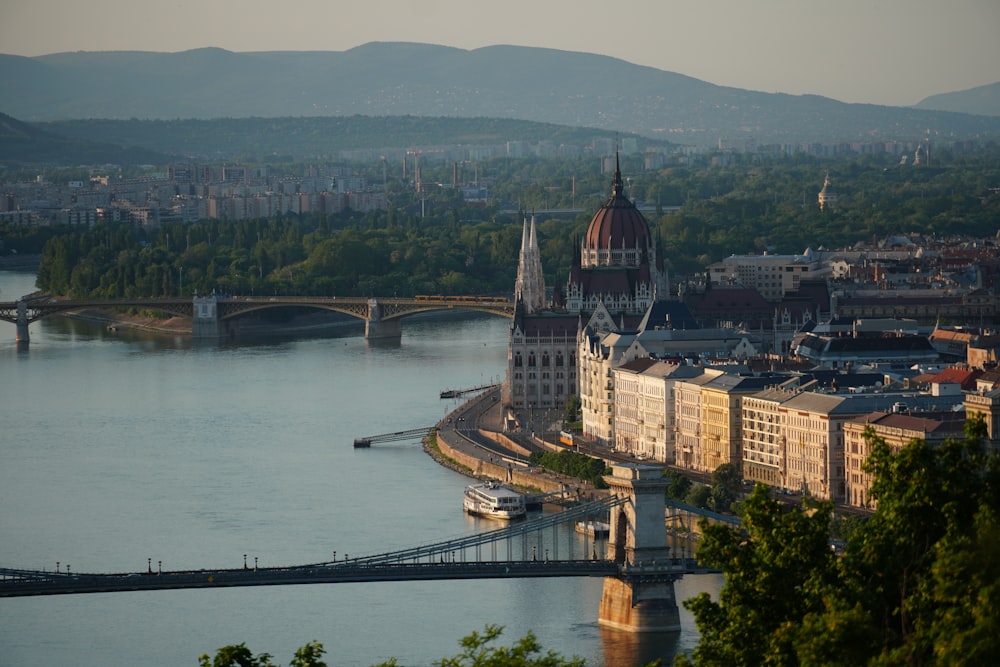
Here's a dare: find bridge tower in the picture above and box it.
[365,298,401,340]
[598,463,681,632]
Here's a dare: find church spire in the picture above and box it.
[514,214,546,313]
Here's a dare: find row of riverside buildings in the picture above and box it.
[504,156,1000,511]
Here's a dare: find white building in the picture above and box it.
[706,251,823,302]
[613,359,706,463]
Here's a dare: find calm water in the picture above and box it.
[0,270,718,667]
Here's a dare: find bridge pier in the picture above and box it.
[191,295,239,338]
[15,301,29,345]
[365,298,401,340]
[192,295,221,338]
[598,464,681,633]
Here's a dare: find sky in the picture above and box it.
[2,0,998,107]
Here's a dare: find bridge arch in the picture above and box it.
[2,295,514,343]
[198,296,514,340]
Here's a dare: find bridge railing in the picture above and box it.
[315,496,626,568]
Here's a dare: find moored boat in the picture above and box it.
[463,480,526,520]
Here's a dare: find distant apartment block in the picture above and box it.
[706,252,823,302]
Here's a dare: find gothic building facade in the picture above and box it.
[506,158,668,426]
[505,215,578,412]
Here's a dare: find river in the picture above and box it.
[0,270,719,667]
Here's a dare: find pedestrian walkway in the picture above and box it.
[427,388,606,502]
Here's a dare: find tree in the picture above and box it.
[563,395,581,425]
[678,417,1000,666]
[198,643,274,667]
[397,624,584,667]
[683,484,710,509]
[289,641,327,667]
[707,463,742,513]
[199,642,327,667]
[202,628,585,667]
[663,470,692,501]
[678,487,836,666]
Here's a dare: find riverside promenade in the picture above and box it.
[427,387,607,501]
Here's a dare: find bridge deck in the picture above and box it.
[0,496,719,597]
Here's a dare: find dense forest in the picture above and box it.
[7,145,1000,300]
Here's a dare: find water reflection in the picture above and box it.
[601,626,683,667]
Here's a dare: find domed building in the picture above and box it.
[565,155,669,314]
[505,156,670,417]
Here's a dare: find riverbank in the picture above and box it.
[426,391,607,502]
[70,309,192,334]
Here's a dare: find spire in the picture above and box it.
[612,151,624,199]
[514,214,546,314]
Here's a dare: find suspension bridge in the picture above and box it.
[0,464,724,632]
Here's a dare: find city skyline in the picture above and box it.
[1,0,998,108]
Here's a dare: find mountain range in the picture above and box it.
[1,42,999,149]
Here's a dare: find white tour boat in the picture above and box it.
[463,480,526,520]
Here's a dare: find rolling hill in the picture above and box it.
[2,42,999,148]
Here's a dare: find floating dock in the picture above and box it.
[439,383,496,399]
[353,426,434,448]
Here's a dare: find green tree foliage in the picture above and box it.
[199,643,275,667]
[528,449,609,488]
[707,463,742,513]
[201,628,585,667]
[663,470,692,501]
[678,487,837,666]
[24,145,1000,299]
[425,624,584,667]
[683,484,711,509]
[563,395,581,425]
[199,641,326,667]
[678,417,1000,666]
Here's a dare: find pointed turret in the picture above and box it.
[514,214,546,313]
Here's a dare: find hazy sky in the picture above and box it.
[2,0,998,107]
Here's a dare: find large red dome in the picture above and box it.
[583,161,651,254]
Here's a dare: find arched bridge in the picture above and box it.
[0,294,514,344]
[0,465,724,633]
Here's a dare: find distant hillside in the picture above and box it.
[28,115,634,162]
[0,112,170,165]
[914,81,1000,117]
[2,43,999,147]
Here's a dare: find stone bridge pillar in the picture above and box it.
[365,298,401,340]
[192,295,222,338]
[598,463,681,633]
[15,300,29,344]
